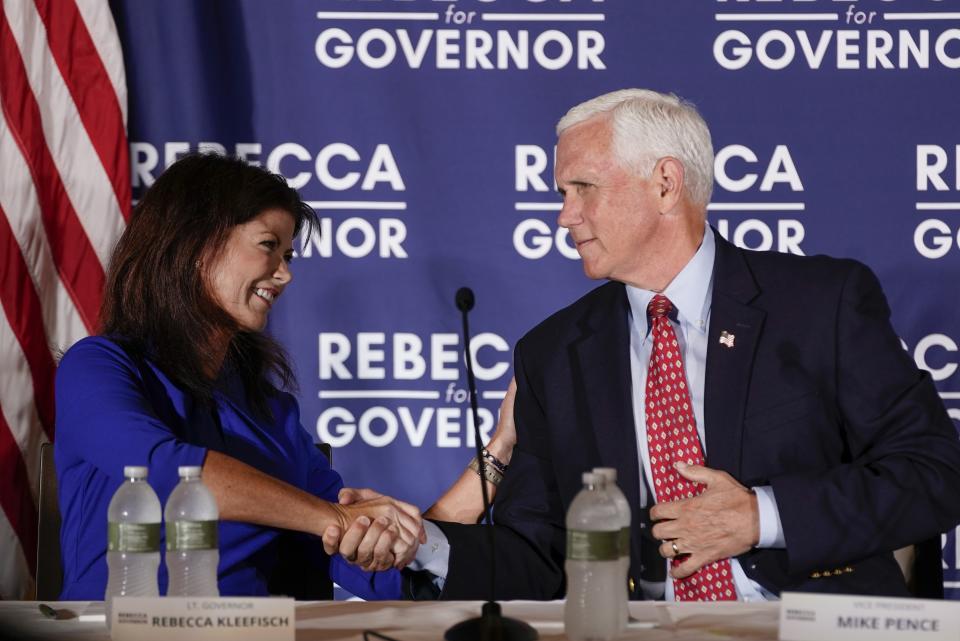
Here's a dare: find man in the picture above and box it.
[337,89,960,600]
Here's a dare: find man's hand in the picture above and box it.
[323,488,426,572]
[649,462,759,579]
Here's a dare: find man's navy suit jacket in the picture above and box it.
[435,232,960,599]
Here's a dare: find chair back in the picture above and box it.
[896,540,944,599]
[317,442,332,464]
[911,538,945,599]
[36,442,63,600]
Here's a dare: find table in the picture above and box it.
[0,600,781,640]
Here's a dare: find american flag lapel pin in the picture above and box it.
[719,331,735,348]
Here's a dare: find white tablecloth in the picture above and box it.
[0,599,782,640]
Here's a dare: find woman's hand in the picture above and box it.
[323,488,426,572]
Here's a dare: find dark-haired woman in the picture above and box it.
[55,154,425,600]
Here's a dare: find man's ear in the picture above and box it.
[654,157,685,213]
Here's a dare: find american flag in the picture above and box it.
[0,0,129,598]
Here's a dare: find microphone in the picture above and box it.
[455,287,474,313]
[445,287,537,641]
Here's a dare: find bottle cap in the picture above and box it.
[178,466,202,478]
[123,466,148,479]
[593,467,617,482]
[582,471,597,485]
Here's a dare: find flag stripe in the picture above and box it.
[0,111,88,356]
[0,202,51,505]
[4,0,127,270]
[0,504,34,598]
[0,4,105,331]
[0,203,56,438]
[33,0,131,221]
[0,410,39,578]
[0,0,127,600]
[73,0,126,125]
[0,252,49,505]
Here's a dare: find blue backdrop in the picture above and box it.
[109,0,960,597]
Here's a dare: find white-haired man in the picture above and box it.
[340,89,960,601]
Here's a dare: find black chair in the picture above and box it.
[36,442,63,600]
[896,539,945,599]
[35,442,336,601]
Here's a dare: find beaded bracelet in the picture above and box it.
[480,448,508,474]
[468,457,503,486]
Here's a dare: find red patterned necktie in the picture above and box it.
[645,294,736,601]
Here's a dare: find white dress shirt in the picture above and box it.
[625,225,782,602]
[412,227,785,601]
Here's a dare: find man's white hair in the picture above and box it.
[556,89,714,207]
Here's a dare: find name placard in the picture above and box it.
[111,597,294,641]
[780,592,960,641]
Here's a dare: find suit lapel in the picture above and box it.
[562,234,765,508]
[570,284,643,514]
[703,234,765,478]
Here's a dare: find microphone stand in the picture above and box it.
[445,287,537,641]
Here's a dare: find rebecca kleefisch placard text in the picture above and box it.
[111,597,294,641]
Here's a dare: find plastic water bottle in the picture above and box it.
[165,466,220,596]
[564,472,622,641]
[105,466,161,629]
[594,467,631,632]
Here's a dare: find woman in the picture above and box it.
[55,154,429,600]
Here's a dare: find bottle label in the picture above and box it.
[108,522,160,552]
[166,520,219,551]
[619,526,630,557]
[566,529,620,561]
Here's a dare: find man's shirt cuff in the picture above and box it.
[752,485,786,548]
[407,519,451,581]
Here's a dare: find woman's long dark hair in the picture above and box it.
[100,154,318,416]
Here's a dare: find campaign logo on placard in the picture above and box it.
[313,0,608,71]
[315,330,512,448]
[913,143,960,259]
[510,141,808,260]
[713,0,960,71]
[512,142,575,260]
[709,143,807,255]
[129,140,410,260]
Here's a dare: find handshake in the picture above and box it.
[319,379,518,573]
[322,487,426,573]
